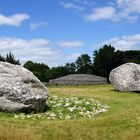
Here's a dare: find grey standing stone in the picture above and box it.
[0,62,48,112]
[109,63,140,92]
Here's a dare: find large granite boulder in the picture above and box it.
[109,63,140,92]
[0,62,48,112]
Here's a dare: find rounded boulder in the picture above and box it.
[0,62,48,113]
[109,63,140,92]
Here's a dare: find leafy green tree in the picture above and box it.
[45,66,69,81]
[75,54,92,74]
[0,55,5,62]
[76,54,91,67]
[5,52,20,65]
[64,62,76,74]
[123,50,140,64]
[24,61,50,82]
[93,45,116,79]
[23,61,34,71]
[93,45,140,81]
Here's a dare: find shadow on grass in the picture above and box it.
[110,89,140,94]
[19,105,51,114]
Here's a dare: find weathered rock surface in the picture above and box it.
[0,62,48,112]
[48,74,107,85]
[109,63,140,92]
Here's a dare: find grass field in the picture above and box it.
[0,84,140,140]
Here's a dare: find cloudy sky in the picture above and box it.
[0,0,140,67]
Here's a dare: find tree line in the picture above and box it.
[1,45,140,82]
[0,52,20,65]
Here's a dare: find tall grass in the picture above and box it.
[0,84,139,140]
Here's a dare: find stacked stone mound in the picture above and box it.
[48,74,107,85]
[0,62,48,113]
[109,62,140,92]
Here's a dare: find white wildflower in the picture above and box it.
[82,107,86,111]
[64,103,71,107]
[75,101,80,104]
[14,115,19,119]
[13,95,110,120]
[49,113,56,117]
[65,98,70,102]
[79,112,84,115]
[100,108,108,112]
[85,101,90,105]
[65,115,71,119]
[68,107,76,112]
[27,114,32,118]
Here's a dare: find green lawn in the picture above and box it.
[0,84,140,140]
